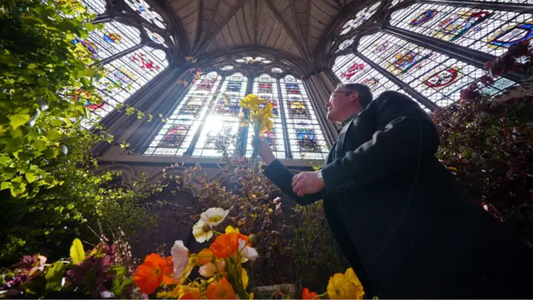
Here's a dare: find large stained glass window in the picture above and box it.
[246,74,286,159]
[124,0,166,29]
[332,54,431,113]
[340,1,382,35]
[357,32,515,106]
[144,72,222,156]
[281,75,329,160]
[73,0,170,127]
[390,3,533,56]
[191,73,247,158]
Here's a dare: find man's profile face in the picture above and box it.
[325,87,358,122]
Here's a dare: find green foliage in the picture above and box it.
[0,0,163,262]
[291,202,349,292]
[0,0,106,198]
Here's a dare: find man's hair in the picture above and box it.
[337,83,373,108]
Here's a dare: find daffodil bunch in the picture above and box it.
[133,207,258,299]
[234,94,274,162]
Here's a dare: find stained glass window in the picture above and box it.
[280,76,329,160]
[73,0,171,128]
[337,39,354,52]
[191,73,248,158]
[246,74,286,159]
[82,46,168,125]
[390,3,533,56]
[332,54,431,113]
[221,65,234,71]
[84,22,141,60]
[124,0,166,29]
[271,67,284,73]
[81,0,107,14]
[235,56,272,64]
[340,1,381,35]
[144,72,222,156]
[357,32,515,106]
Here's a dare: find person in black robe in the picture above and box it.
[255,83,533,298]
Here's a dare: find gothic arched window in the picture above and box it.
[77,0,171,126]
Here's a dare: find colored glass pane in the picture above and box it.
[125,0,166,29]
[341,1,381,35]
[332,54,431,113]
[358,32,515,106]
[246,74,286,159]
[192,73,247,158]
[280,76,329,160]
[390,3,533,56]
[144,72,222,156]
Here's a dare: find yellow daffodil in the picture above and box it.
[344,268,365,299]
[327,273,360,299]
[239,94,265,110]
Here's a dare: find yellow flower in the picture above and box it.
[344,268,365,299]
[225,226,240,234]
[239,94,265,110]
[327,273,360,299]
[241,267,249,289]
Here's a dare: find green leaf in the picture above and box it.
[47,130,62,141]
[113,278,134,298]
[28,63,37,69]
[25,173,37,184]
[9,114,30,129]
[70,238,85,264]
[43,148,59,159]
[44,262,65,291]
[34,140,47,152]
[85,22,94,31]
[1,181,12,190]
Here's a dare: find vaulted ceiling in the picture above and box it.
[162,0,358,62]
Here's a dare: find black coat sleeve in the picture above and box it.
[263,159,323,205]
[321,91,440,196]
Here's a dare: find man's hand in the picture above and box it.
[292,171,325,197]
[253,136,276,165]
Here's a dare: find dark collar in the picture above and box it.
[341,113,358,127]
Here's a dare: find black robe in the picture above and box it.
[263,91,533,298]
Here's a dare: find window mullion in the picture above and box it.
[276,77,293,159]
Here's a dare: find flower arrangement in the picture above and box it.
[133,207,258,299]
[0,207,366,299]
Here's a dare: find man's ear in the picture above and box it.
[350,91,359,102]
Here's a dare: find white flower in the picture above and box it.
[193,219,213,243]
[239,239,258,262]
[199,260,226,277]
[171,240,189,280]
[200,207,230,227]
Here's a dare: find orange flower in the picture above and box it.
[163,256,174,285]
[302,287,320,299]
[198,248,213,265]
[205,278,237,299]
[181,287,201,299]
[210,233,240,259]
[133,254,166,294]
